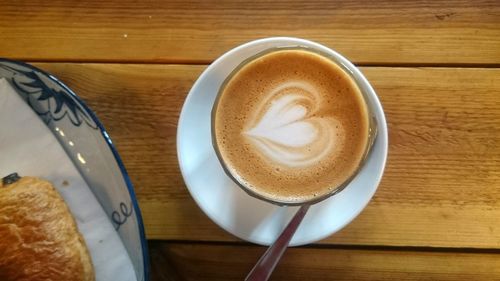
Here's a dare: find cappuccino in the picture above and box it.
[213,48,370,204]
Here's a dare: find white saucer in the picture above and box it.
[177,37,388,246]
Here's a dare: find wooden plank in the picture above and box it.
[1,1,499,65]
[149,242,500,281]
[33,63,500,248]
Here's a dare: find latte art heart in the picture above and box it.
[244,81,343,167]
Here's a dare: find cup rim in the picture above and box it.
[210,41,379,206]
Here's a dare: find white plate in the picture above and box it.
[0,60,149,280]
[177,37,388,246]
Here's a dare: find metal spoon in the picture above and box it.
[245,204,310,281]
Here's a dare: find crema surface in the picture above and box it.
[214,49,369,203]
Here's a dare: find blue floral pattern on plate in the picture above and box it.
[0,62,97,129]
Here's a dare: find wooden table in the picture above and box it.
[2,1,500,280]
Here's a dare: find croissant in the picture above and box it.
[0,175,95,281]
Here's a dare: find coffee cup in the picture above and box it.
[211,41,378,206]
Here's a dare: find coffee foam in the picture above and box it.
[214,49,369,203]
[244,81,342,167]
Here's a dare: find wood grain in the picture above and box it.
[33,63,500,248]
[1,1,499,65]
[149,242,500,281]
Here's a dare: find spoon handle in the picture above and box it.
[245,204,310,281]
